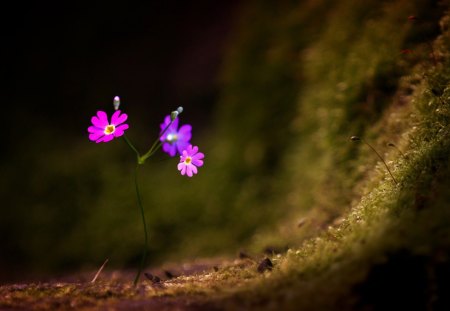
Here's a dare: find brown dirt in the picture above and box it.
[0,257,258,310]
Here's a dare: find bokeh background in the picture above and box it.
[2,0,445,283]
[3,1,241,280]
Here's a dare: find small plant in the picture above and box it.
[87,96,205,285]
[350,136,398,185]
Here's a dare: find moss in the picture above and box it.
[210,3,450,309]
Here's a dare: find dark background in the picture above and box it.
[5,1,239,149]
[2,1,240,280]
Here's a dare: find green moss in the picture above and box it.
[212,4,450,309]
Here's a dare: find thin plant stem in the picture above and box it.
[145,141,164,159]
[121,135,148,285]
[121,118,176,285]
[387,143,406,158]
[362,139,398,185]
[123,134,140,160]
[133,164,148,286]
[139,119,175,164]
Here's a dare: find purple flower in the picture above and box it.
[88,110,129,143]
[178,145,204,177]
[160,115,192,157]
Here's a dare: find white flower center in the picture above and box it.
[104,124,115,135]
[185,156,192,165]
[166,133,178,143]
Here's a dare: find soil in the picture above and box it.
[0,257,252,310]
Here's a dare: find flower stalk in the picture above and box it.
[88,98,204,285]
[351,136,398,185]
[138,118,176,164]
[132,164,147,286]
[120,127,169,286]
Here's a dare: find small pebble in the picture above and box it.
[239,251,252,259]
[164,270,175,279]
[144,272,154,281]
[144,272,160,283]
[257,258,273,273]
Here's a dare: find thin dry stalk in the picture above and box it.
[91,258,109,283]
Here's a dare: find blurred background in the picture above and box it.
[3,1,241,280]
[2,0,444,282]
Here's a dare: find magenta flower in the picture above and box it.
[160,115,192,157]
[88,110,129,143]
[178,145,204,177]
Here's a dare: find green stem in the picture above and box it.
[139,119,175,164]
[122,134,141,160]
[121,135,148,285]
[121,124,171,284]
[133,164,148,286]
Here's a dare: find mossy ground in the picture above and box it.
[2,1,450,310]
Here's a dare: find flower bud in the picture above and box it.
[113,96,121,110]
[171,106,184,121]
[171,110,179,121]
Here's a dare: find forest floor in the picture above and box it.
[0,254,272,310]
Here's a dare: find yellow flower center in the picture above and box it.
[104,124,115,135]
[185,156,192,164]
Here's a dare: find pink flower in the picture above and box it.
[178,145,204,177]
[160,115,192,157]
[88,110,129,143]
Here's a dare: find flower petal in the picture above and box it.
[95,136,106,143]
[88,126,103,134]
[92,111,109,128]
[163,143,171,153]
[184,145,193,154]
[192,152,204,160]
[113,124,129,137]
[111,110,128,125]
[170,116,179,130]
[160,115,171,130]
[186,165,193,177]
[160,115,178,132]
[179,164,186,175]
[192,159,203,167]
[190,165,198,175]
[176,141,190,155]
[163,143,177,157]
[103,135,115,143]
[178,162,184,170]
[178,124,192,141]
[89,132,104,142]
